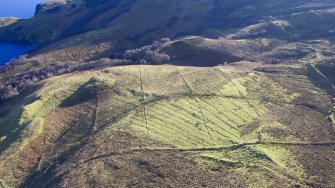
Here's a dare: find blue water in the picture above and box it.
[0,0,46,66]
[0,43,32,65]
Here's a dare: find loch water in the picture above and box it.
[0,0,46,66]
[0,43,32,66]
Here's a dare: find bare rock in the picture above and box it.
[35,0,67,15]
[0,17,19,28]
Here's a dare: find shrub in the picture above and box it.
[0,38,171,101]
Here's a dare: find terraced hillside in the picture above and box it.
[0,63,334,187]
[1,0,335,187]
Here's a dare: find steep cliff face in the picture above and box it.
[35,0,68,15]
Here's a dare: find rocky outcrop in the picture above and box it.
[35,0,67,15]
[0,17,19,28]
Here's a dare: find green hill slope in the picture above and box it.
[0,64,334,187]
[1,0,335,187]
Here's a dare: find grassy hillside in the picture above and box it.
[0,64,334,187]
[1,0,335,63]
[1,0,335,187]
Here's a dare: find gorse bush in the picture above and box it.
[124,38,171,64]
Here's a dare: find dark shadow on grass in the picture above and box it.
[0,85,42,154]
[60,78,100,107]
[18,141,87,188]
[306,64,335,97]
[163,41,242,67]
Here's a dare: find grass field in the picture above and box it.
[0,0,335,186]
[0,64,334,187]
